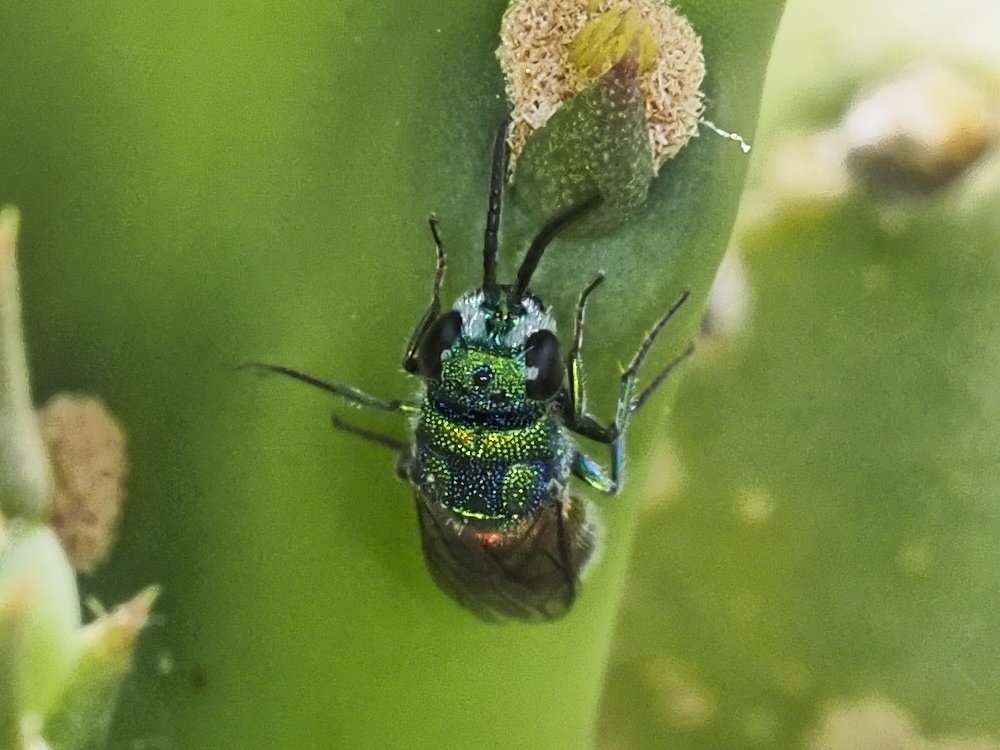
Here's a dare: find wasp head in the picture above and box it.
[415,290,564,425]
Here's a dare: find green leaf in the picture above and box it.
[0,576,30,750]
[43,587,158,750]
[0,523,80,721]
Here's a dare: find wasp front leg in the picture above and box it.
[402,216,447,374]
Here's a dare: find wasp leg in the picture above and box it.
[572,451,615,494]
[563,287,692,495]
[394,453,412,481]
[565,273,606,425]
[402,216,447,373]
[330,413,408,452]
[615,291,692,424]
[240,362,419,414]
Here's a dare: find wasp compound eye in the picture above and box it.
[524,329,563,400]
[418,310,463,378]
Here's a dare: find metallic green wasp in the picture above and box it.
[247,124,690,622]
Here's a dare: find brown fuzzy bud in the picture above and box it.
[38,395,127,572]
[498,0,706,170]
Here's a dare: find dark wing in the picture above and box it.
[414,492,599,622]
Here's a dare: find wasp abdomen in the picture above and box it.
[412,408,571,523]
[414,490,598,622]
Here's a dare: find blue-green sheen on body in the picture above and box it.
[409,339,574,526]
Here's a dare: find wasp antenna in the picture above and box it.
[483,121,510,294]
[510,194,601,303]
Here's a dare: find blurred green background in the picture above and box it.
[4,0,998,748]
[599,0,1000,748]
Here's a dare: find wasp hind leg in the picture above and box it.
[330,413,408,452]
[330,412,412,484]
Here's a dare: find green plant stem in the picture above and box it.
[0,208,52,521]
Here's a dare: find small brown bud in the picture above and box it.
[38,395,127,572]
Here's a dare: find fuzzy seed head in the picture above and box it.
[498,0,706,170]
[38,395,127,572]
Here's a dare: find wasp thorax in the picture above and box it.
[439,348,530,407]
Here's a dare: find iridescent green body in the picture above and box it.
[406,289,598,621]
[246,124,690,622]
[413,394,572,525]
[411,292,572,526]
